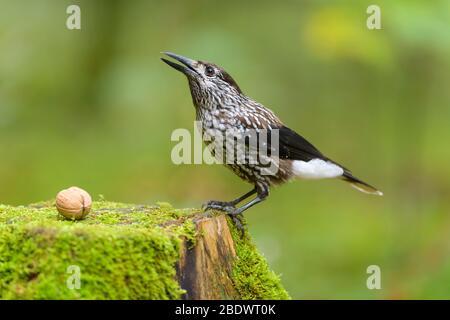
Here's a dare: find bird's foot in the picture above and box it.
[202,200,246,238]
[230,213,246,238]
[202,200,235,211]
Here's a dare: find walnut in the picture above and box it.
[56,187,92,220]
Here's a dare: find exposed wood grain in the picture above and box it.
[177,214,239,300]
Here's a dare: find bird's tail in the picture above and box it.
[341,171,383,196]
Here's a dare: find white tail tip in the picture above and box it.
[350,182,383,196]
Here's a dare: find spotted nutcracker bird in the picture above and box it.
[161,52,382,230]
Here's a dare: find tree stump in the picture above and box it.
[0,201,289,299]
[177,214,239,299]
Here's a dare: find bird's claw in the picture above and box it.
[202,200,246,238]
[230,214,246,238]
[202,200,234,212]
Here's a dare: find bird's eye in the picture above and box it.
[205,66,215,77]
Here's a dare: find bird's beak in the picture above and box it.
[161,52,199,76]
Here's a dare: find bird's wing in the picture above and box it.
[271,125,351,171]
[269,126,381,194]
[272,125,326,161]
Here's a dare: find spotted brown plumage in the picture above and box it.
[161,52,382,232]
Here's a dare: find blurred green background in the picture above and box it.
[1,0,449,299]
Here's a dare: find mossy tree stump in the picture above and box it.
[0,201,289,299]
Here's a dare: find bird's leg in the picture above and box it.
[231,183,269,216]
[203,187,257,211]
[203,184,268,236]
[209,184,269,237]
[224,184,269,237]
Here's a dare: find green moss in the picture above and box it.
[229,218,290,300]
[0,201,198,299]
[0,201,289,299]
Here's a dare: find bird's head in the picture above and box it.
[161,52,242,108]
